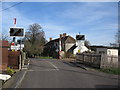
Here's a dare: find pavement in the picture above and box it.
[1,59,30,89]
[15,58,118,88]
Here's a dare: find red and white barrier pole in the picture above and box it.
[59,37,62,59]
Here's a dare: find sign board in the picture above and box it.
[10,27,24,37]
[76,35,85,40]
[78,49,80,53]
[11,44,24,50]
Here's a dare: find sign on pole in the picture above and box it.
[9,27,24,37]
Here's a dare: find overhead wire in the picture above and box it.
[0,2,23,12]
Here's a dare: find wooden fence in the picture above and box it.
[76,53,118,69]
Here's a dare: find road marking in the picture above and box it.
[47,61,59,70]
[15,71,27,88]
[27,69,57,72]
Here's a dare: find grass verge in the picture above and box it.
[98,68,120,75]
[39,57,53,59]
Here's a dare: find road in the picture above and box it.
[18,59,118,88]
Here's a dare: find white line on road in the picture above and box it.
[47,61,59,70]
[27,69,57,72]
[15,71,27,88]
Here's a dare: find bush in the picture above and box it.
[65,52,75,58]
[7,67,15,76]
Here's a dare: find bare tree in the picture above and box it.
[115,30,120,46]
[84,40,90,47]
[0,32,11,41]
[24,23,46,57]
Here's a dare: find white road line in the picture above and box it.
[27,69,57,72]
[15,71,27,88]
[47,61,59,70]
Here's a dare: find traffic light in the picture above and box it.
[10,27,24,37]
[76,35,85,40]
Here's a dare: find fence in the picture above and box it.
[76,53,118,69]
[100,54,118,68]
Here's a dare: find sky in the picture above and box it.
[1,1,118,46]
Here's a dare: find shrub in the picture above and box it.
[7,67,15,76]
[65,52,75,58]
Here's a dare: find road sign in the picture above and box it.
[11,44,24,50]
[78,49,80,53]
[76,35,85,40]
[10,27,24,37]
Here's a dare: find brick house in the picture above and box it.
[43,33,76,58]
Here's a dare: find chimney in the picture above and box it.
[63,33,66,37]
[60,34,62,38]
[49,37,52,41]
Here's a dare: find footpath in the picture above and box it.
[1,59,30,89]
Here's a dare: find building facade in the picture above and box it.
[43,33,76,58]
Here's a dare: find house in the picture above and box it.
[89,46,118,56]
[43,33,76,58]
[68,39,89,54]
[43,33,89,58]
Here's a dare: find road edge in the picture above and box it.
[2,70,27,88]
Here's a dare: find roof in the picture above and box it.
[45,35,76,46]
[67,44,77,52]
[88,45,119,50]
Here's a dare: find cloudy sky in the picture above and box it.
[2,1,118,45]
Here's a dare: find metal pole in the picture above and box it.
[20,38,22,51]
[13,18,17,49]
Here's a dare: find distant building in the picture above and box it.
[89,46,118,56]
[68,36,89,54]
[43,33,89,58]
[44,33,76,58]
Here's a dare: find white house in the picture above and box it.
[73,41,88,54]
[67,39,89,54]
[90,46,118,56]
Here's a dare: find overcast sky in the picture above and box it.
[2,1,118,46]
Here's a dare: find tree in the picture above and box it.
[115,30,120,46]
[24,23,46,57]
[84,40,90,47]
[0,32,11,41]
[110,30,120,47]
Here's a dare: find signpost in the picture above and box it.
[10,27,24,37]
[9,18,25,51]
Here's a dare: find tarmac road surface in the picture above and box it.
[18,59,118,88]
